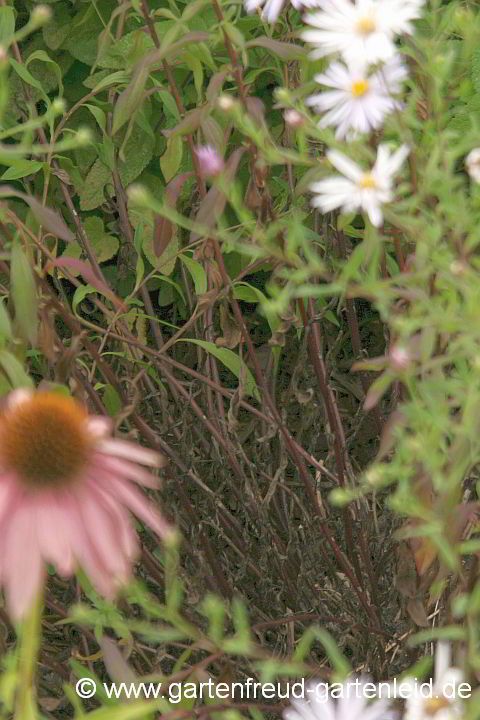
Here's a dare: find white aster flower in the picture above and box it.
[305,55,407,139]
[402,643,465,720]
[284,677,397,720]
[245,0,319,23]
[302,0,425,65]
[310,143,410,227]
[466,148,480,183]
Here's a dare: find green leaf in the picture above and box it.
[118,123,155,187]
[9,57,45,94]
[177,339,260,400]
[11,242,38,346]
[0,6,15,45]
[26,49,64,97]
[0,299,12,343]
[155,88,181,122]
[84,104,107,132]
[160,135,183,183]
[0,350,33,390]
[103,384,122,417]
[84,69,130,92]
[112,64,150,135]
[79,159,110,211]
[179,254,207,295]
[143,223,178,276]
[1,160,44,180]
[61,216,119,272]
[184,52,203,102]
[72,283,97,315]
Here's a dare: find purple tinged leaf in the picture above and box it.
[47,258,127,312]
[190,147,246,243]
[154,172,194,257]
[0,185,75,242]
[161,106,209,139]
[206,70,230,103]
[245,37,307,60]
[245,97,266,126]
[99,636,137,685]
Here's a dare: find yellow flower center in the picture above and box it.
[0,392,92,489]
[359,173,376,189]
[424,697,451,716]
[355,16,376,35]
[351,79,369,97]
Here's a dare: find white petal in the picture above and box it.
[327,150,364,182]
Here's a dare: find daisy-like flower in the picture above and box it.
[402,642,465,720]
[0,389,174,620]
[305,55,407,139]
[302,0,425,65]
[284,677,397,720]
[310,143,410,227]
[245,0,319,24]
[466,148,480,183]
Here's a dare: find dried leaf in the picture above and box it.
[406,598,429,627]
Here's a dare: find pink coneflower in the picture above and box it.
[0,389,174,620]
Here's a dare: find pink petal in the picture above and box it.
[110,477,174,542]
[73,482,132,584]
[98,439,166,468]
[62,491,120,597]
[87,416,112,438]
[3,501,45,621]
[92,454,161,489]
[32,491,74,576]
[87,479,139,562]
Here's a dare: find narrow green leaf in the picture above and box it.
[177,339,260,400]
[0,350,33,389]
[1,160,44,180]
[0,299,12,343]
[11,242,38,346]
[179,254,207,295]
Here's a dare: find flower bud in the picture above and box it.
[127,184,151,205]
[75,128,93,146]
[217,95,235,112]
[466,148,480,183]
[389,345,410,372]
[52,98,66,115]
[283,109,305,128]
[30,4,52,27]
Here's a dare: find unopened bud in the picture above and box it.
[283,109,305,128]
[75,127,92,145]
[0,45,7,71]
[30,5,52,26]
[52,98,66,114]
[466,148,480,183]
[217,95,235,112]
[127,184,150,205]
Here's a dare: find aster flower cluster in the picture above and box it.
[283,643,467,720]
[298,0,426,226]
